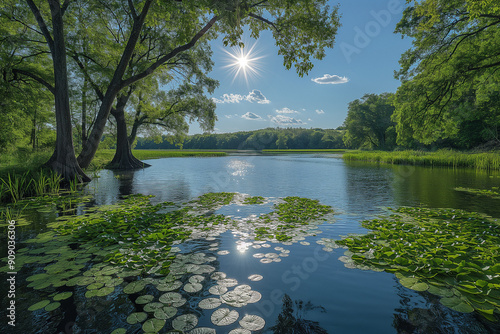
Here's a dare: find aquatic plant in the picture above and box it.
[189,192,236,210]
[242,196,266,205]
[333,207,500,320]
[343,150,500,170]
[454,186,500,199]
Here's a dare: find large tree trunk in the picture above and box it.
[44,1,90,183]
[81,78,88,146]
[77,1,154,169]
[107,95,150,170]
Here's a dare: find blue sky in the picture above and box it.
[191,0,413,134]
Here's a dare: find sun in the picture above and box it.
[222,41,264,84]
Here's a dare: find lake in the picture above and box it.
[3,153,500,333]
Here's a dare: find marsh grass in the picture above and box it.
[343,150,500,170]
[262,149,349,153]
[0,169,64,203]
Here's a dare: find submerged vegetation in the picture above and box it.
[343,150,500,170]
[331,207,500,321]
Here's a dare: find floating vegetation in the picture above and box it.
[454,186,500,199]
[334,207,500,321]
[211,308,239,326]
[2,192,336,333]
[242,196,266,205]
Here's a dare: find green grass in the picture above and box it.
[86,149,227,170]
[262,149,349,153]
[343,150,500,170]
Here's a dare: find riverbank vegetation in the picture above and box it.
[343,150,500,170]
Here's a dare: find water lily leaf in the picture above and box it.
[87,282,104,290]
[136,295,155,304]
[154,306,177,320]
[427,285,454,298]
[96,286,115,297]
[126,312,147,324]
[440,297,474,313]
[239,314,265,331]
[184,282,203,293]
[189,275,205,283]
[28,300,50,311]
[229,329,251,334]
[209,285,228,295]
[156,280,182,292]
[123,280,147,294]
[159,292,182,304]
[53,292,73,301]
[211,308,239,326]
[142,318,166,333]
[218,278,238,287]
[248,274,263,281]
[188,327,216,334]
[44,302,61,312]
[110,329,126,334]
[144,302,164,313]
[211,272,226,280]
[26,273,50,282]
[198,298,222,310]
[172,314,198,331]
[399,277,429,292]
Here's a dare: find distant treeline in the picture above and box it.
[135,128,346,150]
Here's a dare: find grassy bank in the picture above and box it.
[343,150,500,170]
[262,149,349,154]
[88,149,227,170]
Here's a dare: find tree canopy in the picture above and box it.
[393,0,500,146]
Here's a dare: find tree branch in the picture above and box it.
[120,15,218,89]
[12,68,55,95]
[25,0,54,53]
[128,0,138,20]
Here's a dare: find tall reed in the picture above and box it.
[342,150,500,170]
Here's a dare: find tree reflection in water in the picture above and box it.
[270,294,328,334]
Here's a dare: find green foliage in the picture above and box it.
[243,196,266,205]
[189,192,236,210]
[137,128,346,150]
[393,0,500,146]
[343,150,500,170]
[342,93,396,150]
[334,207,500,320]
[454,186,500,199]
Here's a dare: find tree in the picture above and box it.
[343,93,396,150]
[2,1,341,181]
[393,0,500,146]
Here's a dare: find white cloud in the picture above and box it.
[213,90,270,104]
[276,107,298,114]
[224,115,233,119]
[269,114,305,126]
[241,112,263,120]
[246,90,270,104]
[308,118,313,121]
[315,109,325,114]
[311,74,349,85]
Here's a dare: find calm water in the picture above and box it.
[3,154,500,333]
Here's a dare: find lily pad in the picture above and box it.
[172,314,198,331]
[209,285,228,295]
[44,302,61,312]
[28,300,50,311]
[110,329,127,334]
[399,277,429,292]
[229,329,251,334]
[126,312,147,325]
[189,328,216,334]
[184,282,203,293]
[53,292,73,301]
[136,295,155,304]
[440,297,475,313]
[239,314,265,331]
[144,302,164,313]
[142,318,166,333]
[156,280,182,292]
[211,308,239,326]
[248,274,263,281]
[154,306,177,320]
[159,292,183,304]
[123,280,147,294]
[198,298,222,310]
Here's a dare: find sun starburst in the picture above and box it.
[222,41,264,84]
